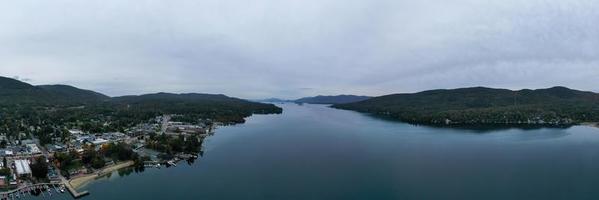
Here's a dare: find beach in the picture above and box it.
[69,161,135,189]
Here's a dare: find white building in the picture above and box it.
[91,138,109,146]
[69,129,84,135]
[14,160,32,177]
[26,144,41,154]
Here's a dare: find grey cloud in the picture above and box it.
[0,0,598,99]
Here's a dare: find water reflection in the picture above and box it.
[363,113,573,133]
[509,129,572,141]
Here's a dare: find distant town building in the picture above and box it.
[26,144,41,154]
[2,150,13,157]
[69,129,84,135]
[91,138,109,146]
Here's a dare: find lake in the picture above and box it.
[39,104,599,200]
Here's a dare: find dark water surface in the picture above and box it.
[73,104,599,200]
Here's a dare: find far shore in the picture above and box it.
[69,161,135,189]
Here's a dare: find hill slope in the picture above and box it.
[38,84,110,102]
[0,76,49,104]
[295,95,371,104]
[0,76,282,125]
[333,87,599,125]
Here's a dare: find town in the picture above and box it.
[0,114,216,199]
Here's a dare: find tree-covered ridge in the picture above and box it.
[0,76,109,105]
[0,76,51,105]
[0,76,282,138]
[112,93,283,123]
[333,87,599,125]
[38,84,110,102]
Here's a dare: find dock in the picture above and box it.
[61,177,90,199]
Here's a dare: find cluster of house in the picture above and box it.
[0,116,213,188]
[67,131,130,152]
[165,122,208,136]
[126,123,159,137]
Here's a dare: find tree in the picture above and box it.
[81,145,97,165]
[91,157,105,169]
[0,168,11,177]
[30,157,49,179]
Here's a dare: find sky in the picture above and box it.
[1,0,598,99]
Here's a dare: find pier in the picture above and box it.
[62,178,90,199]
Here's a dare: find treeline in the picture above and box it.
[333,87,599,125]
[145,134,203,155]
[55,142,148,177]
[0,76,282,140]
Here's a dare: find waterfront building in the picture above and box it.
[14,160,32,178]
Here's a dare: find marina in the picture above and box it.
[0,183,68,200]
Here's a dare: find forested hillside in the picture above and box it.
[333,87,599,125]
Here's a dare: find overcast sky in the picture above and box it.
[1,0,598,99]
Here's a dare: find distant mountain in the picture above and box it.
[295,95,371,104]
[113,92,233,103]
[0,76,49,104]
[0,76,282,124]
[0,76,37,90]
[253,98,293,103]
[38,84,110,102]
[112,92,282,123]
[0,76,110,105]
[333,87,599,125]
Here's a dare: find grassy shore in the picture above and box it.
[69,161,135,189]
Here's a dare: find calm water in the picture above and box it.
[42,104,599,199]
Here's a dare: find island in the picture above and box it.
[0,76,282,198]
[333,86,599,126]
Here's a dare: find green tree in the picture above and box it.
[91,157,105,169]
[30,157,49,179]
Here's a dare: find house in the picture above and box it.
[69,129,84,135]
[91,138,109,146]
[26,144,41,154]
[2,150,13,157]
[21,139,36,145]
[46,144,66,153]
[76,135,95,143]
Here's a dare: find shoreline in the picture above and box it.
[582,122,599,129]
[69,161,135,189]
